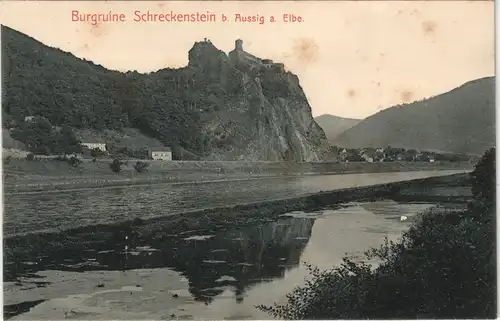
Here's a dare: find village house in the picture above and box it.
[374,148,386,162]
[81,142,107,152]
[359,149,374,163]
[361,153,374,163]
[24,116,35,122]
[149,147,172,161]
[339,148,348,162]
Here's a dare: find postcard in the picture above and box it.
[0,0,495,320]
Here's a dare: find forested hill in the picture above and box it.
[2,25,329,161]
[333,77,495,155]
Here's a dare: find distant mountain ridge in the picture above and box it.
[332,77,495,155]
[314,114,361,142]
[2,25,329,161]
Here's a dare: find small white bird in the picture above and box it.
[400,216,408,222]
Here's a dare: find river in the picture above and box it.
[4,170,465,237]
[4,170,468,319]
[4,200,442,320]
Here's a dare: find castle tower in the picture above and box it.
[235,39,243,51]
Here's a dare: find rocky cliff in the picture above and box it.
[186,39,329,161]
[2,26,329,161]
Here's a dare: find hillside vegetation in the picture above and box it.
[2,25,328,161]
[2,26,208,157]
[333,77,495,155]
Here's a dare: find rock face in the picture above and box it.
[187,39,329,161]
[2,26,329,161]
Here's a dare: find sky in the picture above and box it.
[0,1,495,119]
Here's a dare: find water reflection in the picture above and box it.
[4,170,465,236]
[6,217,315,304]
[4,200,439,320]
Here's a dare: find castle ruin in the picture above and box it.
[235,39,243,51]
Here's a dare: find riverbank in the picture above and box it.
[256,149,495,319]
[4,172,471,265]
[4,159,473,193]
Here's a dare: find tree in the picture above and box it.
[469,147,495,220]
[110,159,121,173]
[10,119,82,156]
[12,117,53,154]
[133,161,149,173]
[90,148,105,158]
[68,155,82,167]
[471,147,495,203]
[57,125,82,154]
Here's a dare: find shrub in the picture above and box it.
[90,148,105,158]
[11,119,82,155]
[26,153,34,161]
[110,159,121,173]
[4,156,12,164]
[68,156,82,167]
[470,147,495,210]
[258,209,495,319]
[133,161,149,173]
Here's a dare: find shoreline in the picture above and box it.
[4,172,472,264]
[4,161,473,194]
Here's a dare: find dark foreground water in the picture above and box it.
[4,170,465,237]
[4,200,440,320]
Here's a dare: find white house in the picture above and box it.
[24,116,35,122]
[149,147,172,161]
[82,142,107,151]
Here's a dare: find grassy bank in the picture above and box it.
[4,172,471,267]
[3,158,473,193]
